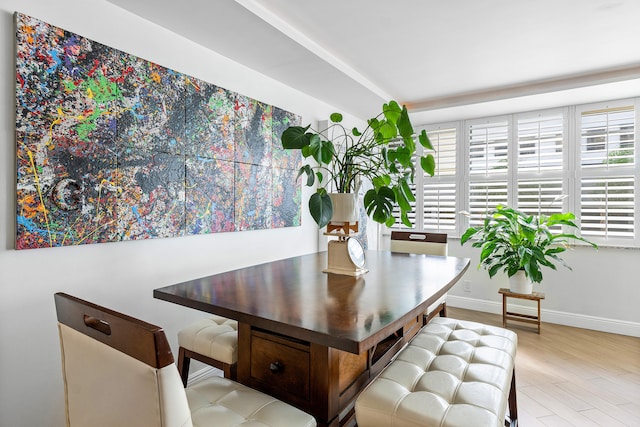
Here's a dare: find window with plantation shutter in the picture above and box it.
[517,179,565,231]
[467,120,509,227]
[515,112,565,232]
[517,114,563,173]
[423,183,456,231]
[517,180,564,216]
[469,120,509,174]
[422,127,457,232]
[578,104,635,242]
[391,126,457,231]
[383,97,638,248]
[581,107,634,168]
[580,177,635,238]
[469,181,508,227]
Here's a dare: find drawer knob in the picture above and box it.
[269,361,283,373]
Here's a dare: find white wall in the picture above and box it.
[0,1,339,426]
[446,242,640,336]
[381,234,640,336]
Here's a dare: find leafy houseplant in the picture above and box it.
[281,101,435,228]
[460,205,597,285]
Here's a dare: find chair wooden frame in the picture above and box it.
[178,346,236,386]
[54,292,174,369]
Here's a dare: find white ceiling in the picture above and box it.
[107,0,640,122]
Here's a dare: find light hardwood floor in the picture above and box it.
[447,307,640,427]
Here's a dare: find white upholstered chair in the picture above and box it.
[54,293,316,427]
[177,315,238,386]
[390,231,449,322]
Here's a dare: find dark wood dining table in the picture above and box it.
[154,250,470,427]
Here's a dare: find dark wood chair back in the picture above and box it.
[390,231,448,255]
[54,292,174,368]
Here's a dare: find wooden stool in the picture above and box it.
[499,288,545,333]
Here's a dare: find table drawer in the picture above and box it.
[403,314,422,341]
[250,332,310,400]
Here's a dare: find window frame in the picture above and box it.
[384,98,639,249]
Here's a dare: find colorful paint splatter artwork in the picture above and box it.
[15,12,302,249]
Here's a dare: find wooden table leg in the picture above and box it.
[537,299,541,334]
[502,293,507,328]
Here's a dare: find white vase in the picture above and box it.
[509,270,533,294]
[329,193,358,223]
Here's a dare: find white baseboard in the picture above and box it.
[447,295,640,337]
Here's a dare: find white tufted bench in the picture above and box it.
[177,315,238,386]
[355,317,518,427]
[186,375,315,426]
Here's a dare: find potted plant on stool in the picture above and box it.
[460,204,597,294]
[281,100,435,229]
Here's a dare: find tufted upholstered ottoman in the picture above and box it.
[177,315,238,386]
[355,317,518,427]
[186,375,316,427]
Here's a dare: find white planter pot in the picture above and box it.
[329,193,358,223]
[509,270,533,294]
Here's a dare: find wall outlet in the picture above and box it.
[463,280,472,292]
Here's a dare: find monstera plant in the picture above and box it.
[281,101,435,228]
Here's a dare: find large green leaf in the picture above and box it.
[363,187,395,224]
[418,129,434,151]
[460,227,479,244]
[399,210,412,228]
[403,135,416,153]
[378,120,397,139]
[372,174,391,188]
[281,125,311,149]
[308,135,334,165]
[395,146,412,167]
[296,165,315,186]
[330,113,343,123]
[399,178,415,202]
[421,154,436,177]
[393,186,411,212]
[396,106,414,138]
[383,101,402,124]
[309,191,333,228]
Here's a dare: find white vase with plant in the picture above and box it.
[281,101,436,228]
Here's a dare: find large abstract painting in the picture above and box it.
[15,13,302,250]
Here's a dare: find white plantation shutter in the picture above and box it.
[467,120,509,228]
[581,107,635,168]
[469,121,509,174]
[469,181,508,227]
[579,104,635,241]
[422,127,457,232]
[517,114,563,172]
[432,127,457,176]
[517,179,564,231]
[423,183,456,231]
[517,179,564,216]
[581,177,635,238]
[515,112,565,232]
